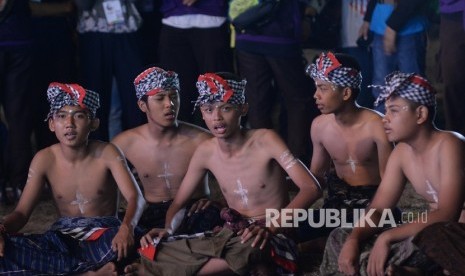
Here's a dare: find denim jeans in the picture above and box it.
[371,32,427,113]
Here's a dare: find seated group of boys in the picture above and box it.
[0,52,464,276]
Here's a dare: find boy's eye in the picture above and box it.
[221,106,231,112]
[75,113,87,120]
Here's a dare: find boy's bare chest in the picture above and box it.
[405,159,440,204]
[130,146,193,181]
[324,132,376,165]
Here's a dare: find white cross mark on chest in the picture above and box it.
[70,191,90,214]
[234,179,249,208]
[346,155,358,173]
[425,180,438,203]
[158,162,174,195]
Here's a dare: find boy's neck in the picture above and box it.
[405,126,436,153]
[216,128,247,155]
[148,121,180,142]
[334,103,362,126]
[58,140,91,162]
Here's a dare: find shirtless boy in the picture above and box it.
[322,72,465,275]
[0,83,145,275]
[301,52,394,241]
[112,67,222,233]
[125,72,322,275]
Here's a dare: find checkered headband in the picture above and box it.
[134,67,180,100]
[46,82,100,120]
[194,73,247,110]
[306,52,362,89]
[372,71,436,107]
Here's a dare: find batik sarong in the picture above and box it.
[137,199,224,234]
[0,216,121,275]
[413,221,465,275]
[297,173,380,242]
[139,207,298,276]
[320,227,436,275]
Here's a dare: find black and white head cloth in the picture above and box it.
[306,51,362,89]
[372,71,436,107]
[194,73,246,110]
[46,82,100,120]
[134,67,180,100]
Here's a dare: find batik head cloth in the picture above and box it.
[372,71,436,107]
[46,82,100,120]
[134,67,180,100]
[194,73,247,110]
[306,52,362,89]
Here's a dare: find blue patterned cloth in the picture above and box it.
[0,216,121,275]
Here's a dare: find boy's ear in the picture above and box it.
[138,100,148,112]
[342,87,352,101]
[416,106,428,124]
[240,103,249,116]
[48,118,56,132]
[90,118,100,131]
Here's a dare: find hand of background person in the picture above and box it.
[359,21,370,39]
[182,0,197,6]
[240,224,271,250]
[112,223,134,261]
[338,237,360,275]
[383,26,397,55]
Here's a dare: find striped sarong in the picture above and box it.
[0,216,121,275]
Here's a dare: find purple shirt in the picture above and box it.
[161,0,227,18]
[440,0,465,29]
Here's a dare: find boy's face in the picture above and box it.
[139,89,180,127]
[200,101,246,138]
[313,79,343,114]
[49,105,97,146]
[383,97,418,142]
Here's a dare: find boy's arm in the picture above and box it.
[373,119,394,178]
[164,146,209,231]
[367,137,465,275]
[309,116,331,189]
[105,144,145,260]
[373,137,465,243]
[107,144,144,228]
[338,146,406,275]
[0,153,48,256]
[266,130,322,211]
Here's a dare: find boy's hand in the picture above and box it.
[338,237,360,275]
[112,223,134,261]
[187,198,210,216]
[240,225,270,250]
[367,233,390,276]
[140,228,170,248]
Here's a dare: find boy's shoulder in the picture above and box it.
[112,124,146,144]
[178,121,212,140]
[88,140,122,159]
